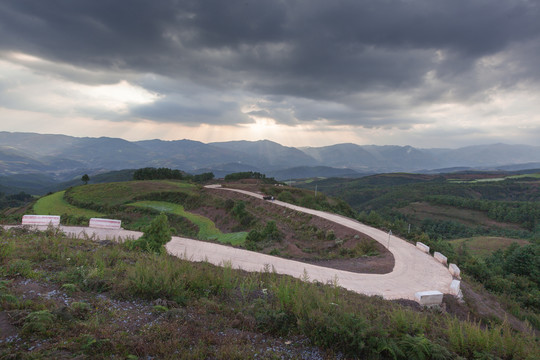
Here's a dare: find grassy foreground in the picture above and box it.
[1,228,538,359]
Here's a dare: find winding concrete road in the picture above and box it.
[4,185,453,301]
[192,185,454,300]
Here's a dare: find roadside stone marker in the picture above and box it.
[434,252,448,265]
[416,241,430,253]
[450,280,461,296]
[89,218,122,230]
[449,263,461,279]
[414,290,443,306]
[22,215,60,226]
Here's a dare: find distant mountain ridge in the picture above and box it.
[1,131,540,183]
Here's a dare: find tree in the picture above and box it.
[81,174,90,185]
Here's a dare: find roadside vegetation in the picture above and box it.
[296,172,540,331]
[1,227,537,359]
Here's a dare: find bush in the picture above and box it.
[0,238,13,263]
[131,213,172,253]
[277,191,294,203]
[244,221,283,250]
[22,310,55,337]
[254,299,296,336]
[5,259,36,278]
[298,310,371,357]
[231,201,255,228]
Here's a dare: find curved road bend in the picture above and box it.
[193,185,454,300]
[4,187,453,300]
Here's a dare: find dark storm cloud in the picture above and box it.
[1,0,539,126]
[130,95,250,125]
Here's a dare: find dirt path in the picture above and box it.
[3,187,453,301]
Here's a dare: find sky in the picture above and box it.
[1,0,539,148]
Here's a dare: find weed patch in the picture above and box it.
[1,228,538,359]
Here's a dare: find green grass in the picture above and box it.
[129,201,247,245]
[507,173,540,179]
[447,178,506,183]
[448,173,540,183]
[33,191,103,217]
[450,236,530,257]
[1,229,538,359]
[68,181,196,207]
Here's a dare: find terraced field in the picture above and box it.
[66,180,196,207]
[129,200,247,245]
[449,236,530,257]
[33,191,104,217]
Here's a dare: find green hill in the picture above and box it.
[18,179,372,263]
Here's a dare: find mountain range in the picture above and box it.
[1,131,540,186]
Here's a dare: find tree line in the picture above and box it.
[426,195,540,231]
[0,192,33,210]
[133,167,214,183]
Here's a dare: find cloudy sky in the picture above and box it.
[1,0,539,148]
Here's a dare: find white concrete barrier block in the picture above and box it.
[450,280,461,296]
[449,263,461,279]
[22,215,60,226]
[416,242,430,253]
[414,290,443,306]
[89,218,122,230]
[434,252,448,265]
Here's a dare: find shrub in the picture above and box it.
[70,302,91,320]
[263,221,282,242]
[61,283,78,295]
[253,299,297,336]
[131,213,172,253]
[277,191,294,203]
[298,310,370,357]
[0,238,13,263]
[125,255,188,305]
[398,334,434,360]
[22,310,55,336]
[6,259,36,278]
